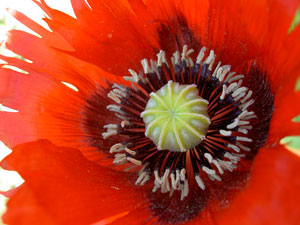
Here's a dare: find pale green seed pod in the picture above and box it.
[141,81,211,152]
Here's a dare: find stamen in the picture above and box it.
[212,61,222,78]
[102,130,118,139]
[204,50,215,65]
[124,69,139,83]
[171,51,180,66]
[181,45,194,67]
[110,143,125,153]
[108,91,121,103]
[228,74,244,83]
[127,157,142,166]
[125,147,136,155]
[220,130,232,136]
[121,120,130,128]
[196,47,206,64]
[227,144,240,152]
[195,175,206,190]
[236,142,251,151]
[203,166,221,181]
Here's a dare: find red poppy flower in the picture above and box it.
[1,0,300,225]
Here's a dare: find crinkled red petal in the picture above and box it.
[216,145,300,225]
[3,140,299,225]
[0,64,123,163]
[268,90,300,145]
[1,140,148,225]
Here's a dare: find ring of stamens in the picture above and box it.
[103,45,256,200]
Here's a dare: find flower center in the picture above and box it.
[102,45,259,200]
[141,81,210,152]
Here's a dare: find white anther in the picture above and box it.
[202,166,221,181]
[204,50,215,65]
[238,128,248,134]
[104,124,118,130]
[236,142,251,151]
[114,113,128,121]
[218,160,236,172]
[240,99,255,111]
[220,85,227,100]
[227,144,240,152]
[195,175,205,190]
[152,181,160,192]
[108,91,121,104]
[233,80,243,92]
[181,45,194,67]
[196,47,206,64]
[180,179,189,200]
[220,130,232,136]
[135,171,149,185]
[112,83,127,91]
[217,65,231,81]
[171,51,180,66]
[175,170,180,186]
[125,147,136,156]
[208,54,216,71]
[154,170,162,185]
[169,187,175,197]
[113,153,127,164]
[240,125,253,130]
[232,87,248,98]
[121,120,129,128]
[124,69,139,83]
[236,136,253,142]
[231,153,245,158]
[241,90,253,103]
[107,104,121,112]
[224,152,240,163]
[109,143,125,153]
[161,169,171,193]
[204,153,213,163]
[150,59,158,74]
[157,50,167,66]
[238,110,251,119]
[212,61,222,77]
[180,168,186,181]
[113,88,127,98]
[224,72,236,82]
[102,130,118,139]
[228,74,244,83]
[170,173,178,190]
[204,153,224,174]
[211,160,223,174]
[243,115,257,120]
[226,82,238,94]
[227,118,239,129]
[237,120,250,126]
[234,91,246,101]
[141,59,150,74]
[127,157,142,166]
[140,174,150,185]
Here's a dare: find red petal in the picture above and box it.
[4,28,115,87]
[217,145,300,225]
[1,140,147,225]
[267,90,300,145]
[36,0,160,75]
[0,65,125,163]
